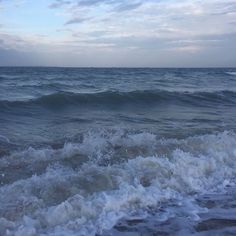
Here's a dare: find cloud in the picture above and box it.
[65,16,91,25]
[0,48,39,66]
[0,33,29,51]
[49,0,71,9]
[77,0,115,7]
[115,1,143,12]
[209,1,236,15]
[50,0,143,11]
[1,0,236,67]
[49,0,115,8]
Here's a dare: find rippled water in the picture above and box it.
[0,67,236,235]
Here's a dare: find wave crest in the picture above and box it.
[1,89,236,109]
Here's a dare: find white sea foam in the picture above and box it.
[0,131,236,235]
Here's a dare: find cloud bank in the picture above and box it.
[0,0,236,67]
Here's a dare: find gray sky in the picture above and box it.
[0,0,236,67]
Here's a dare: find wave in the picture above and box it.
[0,134,10,143]
[0,130,236,235]
[226,71,236,76]
[1,89,236,110]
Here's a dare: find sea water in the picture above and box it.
[0,67,236,235]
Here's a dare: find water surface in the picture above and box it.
[0,67,236,235]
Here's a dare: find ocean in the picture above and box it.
[0,67,236,235]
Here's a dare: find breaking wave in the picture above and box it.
[0,130,236,235]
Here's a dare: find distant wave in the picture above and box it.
[1,89,236,110]
[225,71,236,76]
[0,74,23,79]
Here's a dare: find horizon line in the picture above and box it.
[0,66,236,69]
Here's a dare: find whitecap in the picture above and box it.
[0,131,236,235]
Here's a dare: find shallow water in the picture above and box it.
[0,67,236,235]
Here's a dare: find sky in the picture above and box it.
[0,0,236,67]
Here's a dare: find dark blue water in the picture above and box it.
[0,68,236,235]
[1,67,236,149]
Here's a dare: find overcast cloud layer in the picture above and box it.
[0,0,236,67]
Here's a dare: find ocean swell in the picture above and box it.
[1,89,236,110]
